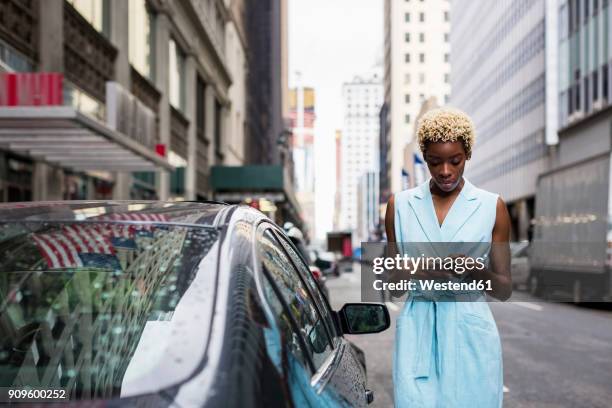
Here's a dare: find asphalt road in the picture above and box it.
[326,263,612,408]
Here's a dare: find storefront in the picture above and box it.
[0,105,173,200]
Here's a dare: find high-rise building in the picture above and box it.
[333,129,342,231]
[383,0,451,193]
[244,0,289,166]
[289,86,316,239]
[378,102,390,215]
[558,0,611,128]
[451,0,554,240]
[340,71,383,240]
[357,171,379,242]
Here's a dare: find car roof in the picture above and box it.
[0,200,231,227]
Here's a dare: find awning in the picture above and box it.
[0,106,173,172]
[211,164,304,226]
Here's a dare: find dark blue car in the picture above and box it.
[0,201,389,407]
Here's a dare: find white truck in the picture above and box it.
[530,153,612,302]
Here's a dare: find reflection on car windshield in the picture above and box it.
[0,219,218,400]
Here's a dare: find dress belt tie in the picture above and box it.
[413,300,442,379]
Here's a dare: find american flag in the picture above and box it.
[33,213,169,269]
[94,213,169,245]
[33,225,115,269]
[288,109,316,129]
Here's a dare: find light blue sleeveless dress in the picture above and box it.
[392,177,503,408]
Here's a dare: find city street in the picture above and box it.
[327,264,612,408]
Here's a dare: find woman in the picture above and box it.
[385,108,512,408]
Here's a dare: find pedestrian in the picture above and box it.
[384,107,512,407]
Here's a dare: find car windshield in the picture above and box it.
[0,220,219,400]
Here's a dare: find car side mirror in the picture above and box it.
[338,303,390,335]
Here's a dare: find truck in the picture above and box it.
[530,153,612,302]
[327,231,353,259]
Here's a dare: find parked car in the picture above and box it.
[309,265,330,300]
[309,249,340,277]
[284,225,331,299]
[0,201,389,406]
[510,241,530,290]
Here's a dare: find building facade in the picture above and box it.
[378,102,390,215]
[210,0,302,232]
[551,0,611,227]
[288,86,316,238]
[340,71,383,241]
[558,0,611,129]
[0,0,246,202]
[243,0,288,166]
[451,0,553,240]
[383,0,451,194]
[333,129,342,230]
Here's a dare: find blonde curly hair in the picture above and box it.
[416,107,476,160]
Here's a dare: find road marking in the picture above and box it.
[503,385,509,393]
[385,301,399,311]
[512,302,543,312]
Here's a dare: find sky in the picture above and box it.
[288,0,383,242]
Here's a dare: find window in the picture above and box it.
[444,53,450,63]
[404,73,411,84]
[419,73,425,84]
[67,0,109,34]
[405,94,411,103]
[419,12,425,22]
[169,38,185,110]
[214,99,223,157]
[405,53,411,63]
[405,32,410,42]
[444,73,450,83]
[584,76,590,112]
[405,12,410,22]
[419,33,425,42]
[260,266,311,370]
[593,71,599,102]
[419,53,425,63]
[259,230,333,369]
[128,0,155,80]
[444,11,450,21]
[569,0,574,33]
[603,64,609,102]
[196,75,207,140]
[405,114,410,123]
[445,94,450,104]
[575,69,581,111]
[444,33,449,42]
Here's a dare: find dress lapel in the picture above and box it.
[408,180,443,242]
[441,178,481,241]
